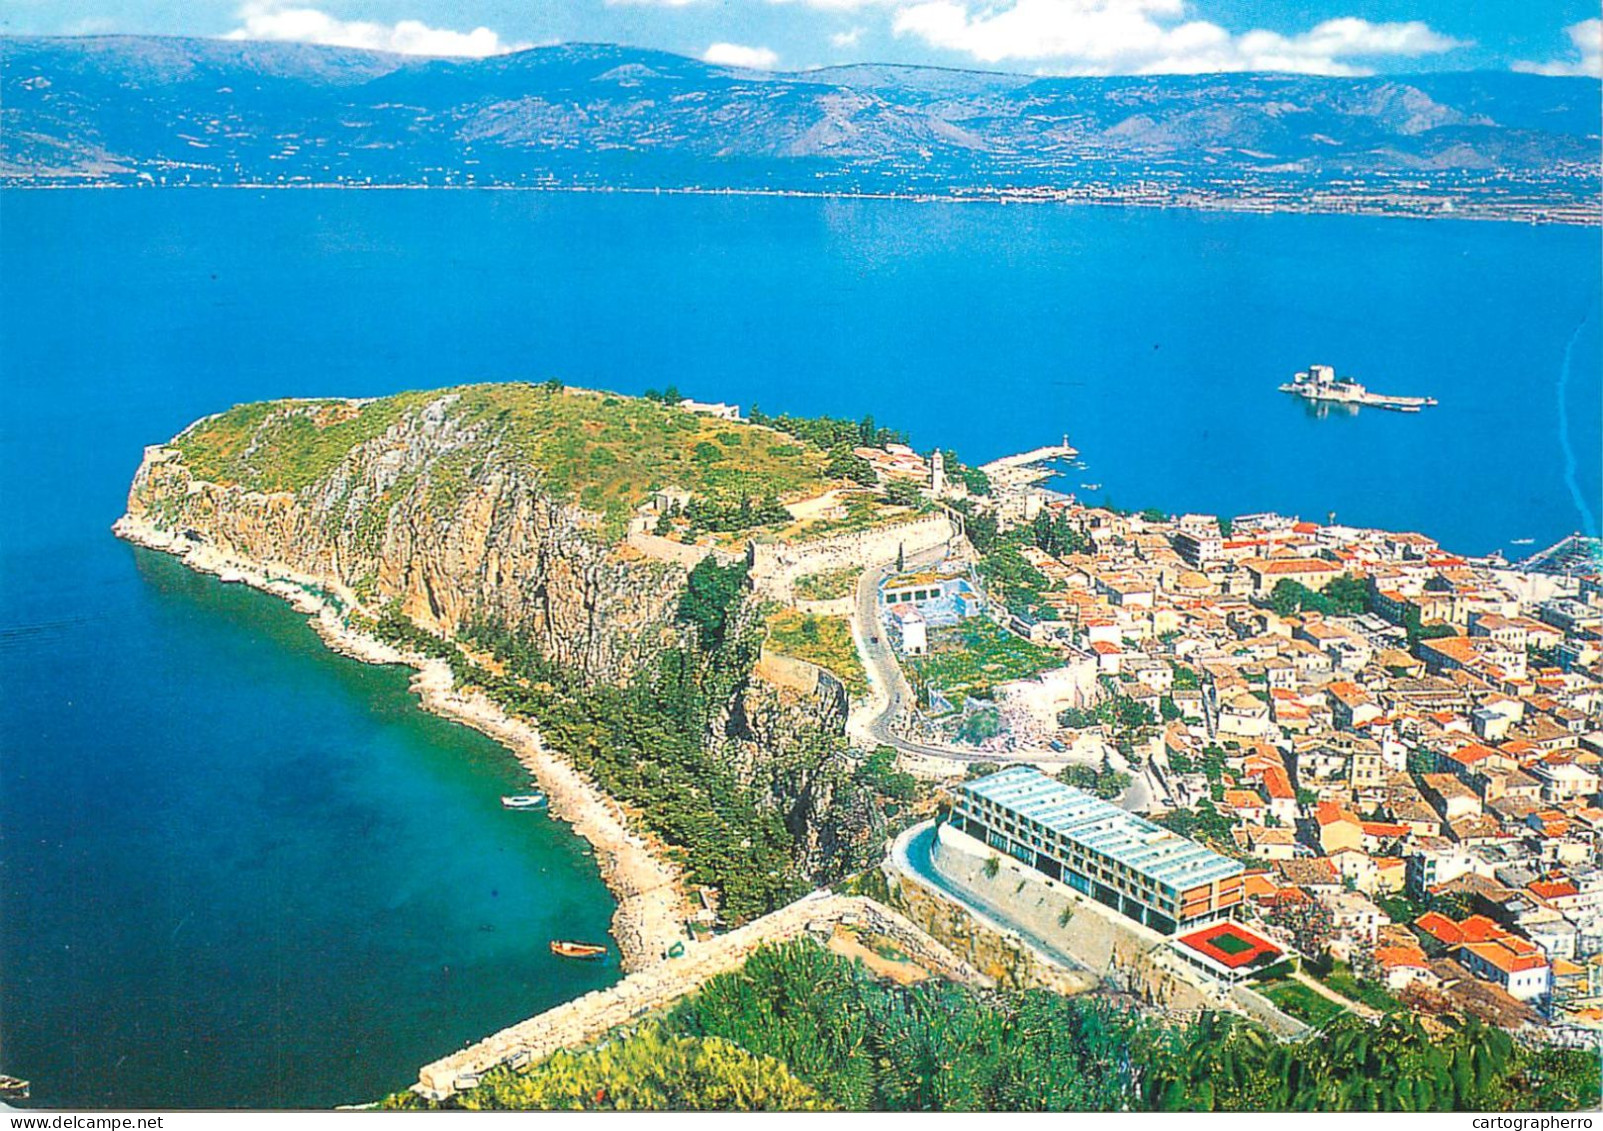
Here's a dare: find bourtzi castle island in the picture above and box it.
[113,382,1603,1111]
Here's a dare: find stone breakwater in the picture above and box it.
[112,512,688,973]
[414,891,988,1101]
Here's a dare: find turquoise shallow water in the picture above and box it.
[0,189,1598,1108]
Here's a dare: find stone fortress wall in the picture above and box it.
[748,513,958,600]
[415,892,987,1102]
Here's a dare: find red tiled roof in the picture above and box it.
[1414,911,1464,946]
[1316,800,1360,827]
[1446,742,1498,766]
[1362,821,1411,838]
[1375,944,1429,970]
[1259,766,1295,801]
[1248,557,1341,575]
[1458,915,1507,944]
[1463,939,1548,975]
[1530,879,1580,901]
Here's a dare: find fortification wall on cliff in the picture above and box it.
[415,893,986,1101]
[748,513,957,598]
[624,530,741,570]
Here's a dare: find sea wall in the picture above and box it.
[748,513,957,598]
[414,892,987,1101]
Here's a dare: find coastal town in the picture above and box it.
[637,395,1603,1047]
[106,382,1603,1108]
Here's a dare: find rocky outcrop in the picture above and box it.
[120,390,872,910]
[125,397,684,684]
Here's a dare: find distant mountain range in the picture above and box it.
[3,36,1598,220]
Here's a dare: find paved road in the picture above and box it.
[889,822,1096,976]
[847,551,1149,807]
[850,549,999,761]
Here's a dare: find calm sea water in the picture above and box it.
[1,189,1599,1108]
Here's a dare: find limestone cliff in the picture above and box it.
[125,395,686,683]
[724,658,880,880]
[119,383,883,908]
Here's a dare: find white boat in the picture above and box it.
[501,793,548,810]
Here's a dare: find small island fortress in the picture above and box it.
[1281,363,1438,412]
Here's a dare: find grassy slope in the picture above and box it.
[765,610,869,697]
[173,383,838,530]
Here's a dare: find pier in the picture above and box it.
[1517,533,1603,576]
[979,437,1078,475]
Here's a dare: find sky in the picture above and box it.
[4,0,1600,77]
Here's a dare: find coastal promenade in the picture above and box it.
[413,892,987,1101]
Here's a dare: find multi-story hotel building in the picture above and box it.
[950,766,1244,936]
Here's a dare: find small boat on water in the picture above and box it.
[0,1075,30,1100]
[1081,482,1102,492]
[501,792,548,810]
[1511,538,1535,546]
[550,940,607,960]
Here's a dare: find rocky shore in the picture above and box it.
[112,512,688,973]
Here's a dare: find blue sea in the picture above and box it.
[1,189,1598,1108]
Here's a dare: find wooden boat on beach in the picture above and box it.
[550,940,607,960]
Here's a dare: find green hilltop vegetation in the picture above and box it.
[174,382,842,533]
[763,609,869,698]
[386,938,1601,1112]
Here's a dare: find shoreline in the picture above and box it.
[112,513,688,974]
[8,181,1597,229]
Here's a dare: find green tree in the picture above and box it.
[883,479,922,508]
[677,557,751,651]
[438,1025,828,1111]
[825,446,877,486]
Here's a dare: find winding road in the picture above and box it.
[846,550,1159,812]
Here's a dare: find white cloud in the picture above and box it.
[831,27,865,47]
[702,41,781,68]
[768,0,902,10]
[223,3,529,57]
[890,0,1465,75]
[1513,19,1602,78]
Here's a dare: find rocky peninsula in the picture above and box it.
[114,383,906,966]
